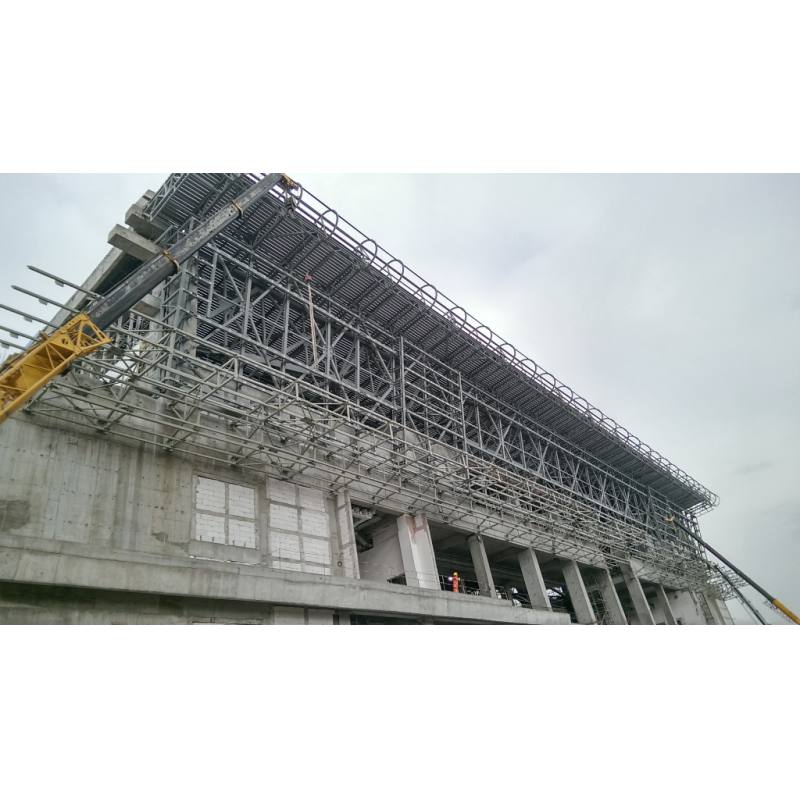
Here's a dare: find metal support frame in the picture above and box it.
[0,173,732,597]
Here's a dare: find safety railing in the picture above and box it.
[388,570,548,611]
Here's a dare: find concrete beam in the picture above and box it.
[132,292,161,318]
[653,584,677,625]
[0,536,571,625]
[594,568,627,625]
[518,548,551,610]
[125,192,163,240]
[468,534,496,598]
[620,563,655,625]
[107,224,161,263]
[562,560,596,624]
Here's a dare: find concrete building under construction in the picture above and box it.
[0,173,737,624]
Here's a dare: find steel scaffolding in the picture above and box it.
[1,173,735,597]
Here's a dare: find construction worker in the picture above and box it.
[451,571,460,593]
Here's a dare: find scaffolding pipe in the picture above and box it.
[712,563,766,625]
[666,516,799,625]
[0,173,286,426]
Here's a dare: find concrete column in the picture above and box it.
[562,560,596,624]
[694,591,718,624]
[518,548,551,610]
[704,593,728,625]
[653,584,677,625]
[335,489,360,579]
[620,563,655,625]
[468,534,496,598]
[397,513,440,590]
[594,568,627,625]
[717,599,735,625]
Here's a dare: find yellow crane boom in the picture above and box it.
[666,516,800,625]
[0,172,288,425]
[0,314,110,423]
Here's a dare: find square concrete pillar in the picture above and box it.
[716,598,735,625]
[335,489,360,579]
[562,560,596,624]
[468,534,496,598]
[397,513,440,591]
[620,563,655,625]
[703,593,729,625]
[594,568,627,625]
[653,584,677,624]
[518,548,551,610]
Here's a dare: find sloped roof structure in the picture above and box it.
[140,173,715,512]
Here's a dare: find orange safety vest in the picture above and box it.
[452,573,460,593]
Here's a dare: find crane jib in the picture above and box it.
[89,173,283,331]
[0,173,286,426]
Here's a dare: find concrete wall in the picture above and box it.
[704,593,732,625]
[0,417,576,624]
[357,513,440,591]
[0,581,340,625]
[0,418,353,578]
[651,600,668,625]
[0,535,570,624]
[667,589,709,625]
[0,416,199,556]
[357,519,405,582]
[266,477,337,576]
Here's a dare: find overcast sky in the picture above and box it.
[0,173,797,624]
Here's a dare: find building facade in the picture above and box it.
[0,174,734,624]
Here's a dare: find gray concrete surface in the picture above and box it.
[653,584,677,625]
[0,534,570,624]
[562,560,596,624]
[667,589,711,625]
[0,414,726,625]
[107,224,161,263]
[592,568,628,625]
[468,534,496,598]
[518,548,551,610]
[620,563,656,625]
